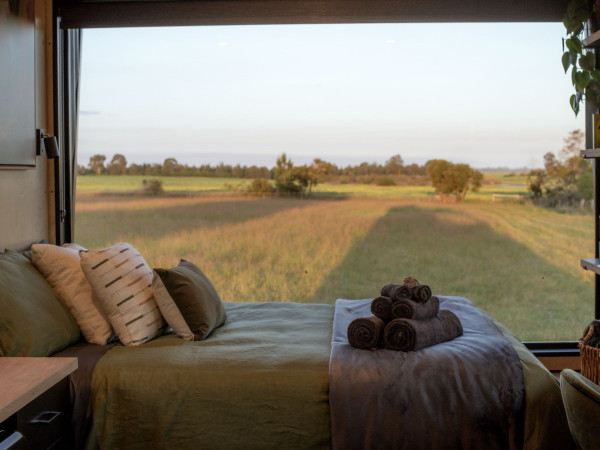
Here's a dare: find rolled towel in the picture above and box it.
[403,276,420,289]
[412,283,432,303]
[347,316,386,350]
[383,309,463,352]
[380,283,395,298]
[390,295,440,320]
[371,296,393,321]
[390,284,413,301]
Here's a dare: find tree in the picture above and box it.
[274,153,303,195]
[542,129,590,203]
[303,158,332,196]
[527,169,545,197]
[385,154,404,175]
[543,152,560,179]
[578,164,594,202]
[162,158,181,176]
[107,154,127,175]
[425,159,483,202]
[88,154,106,175]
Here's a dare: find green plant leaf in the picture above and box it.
[573,4,593,22]
[563,52,573,72]
[580,52,596,71]
[570,93,580,115]
[575,70,591,92]
[591,69,600,81]
[566,36,583,54]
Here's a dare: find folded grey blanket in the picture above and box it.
[383,309,463,351]
[347,316,385,349]
[390,295,440,320]
[330,296,525,450]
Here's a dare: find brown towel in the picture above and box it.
[390,295,440,320]
[412,283,432,303]
[371,296,393,321]
[380,283,395,298]
[347,316,386,350]
[383,309,463,351]
[389,284,413,301]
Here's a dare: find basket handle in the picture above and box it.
[580,323,595,348]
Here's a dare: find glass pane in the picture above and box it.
[76,23,591,341]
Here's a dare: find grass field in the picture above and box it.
[74,177,595,341]
[77,174,530,200]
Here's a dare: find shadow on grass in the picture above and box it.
[74,196,316,246]
[308,205,592,341]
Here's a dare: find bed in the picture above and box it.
[54,299,572,450]
[0,246,576,449]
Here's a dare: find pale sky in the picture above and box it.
[78,22,584,169]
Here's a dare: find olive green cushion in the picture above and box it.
[560,368,600,449]
[152,260,226,341]
[0,250,80,356]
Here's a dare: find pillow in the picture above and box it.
[32,243,113,345]
[0,250,80,356]
[152,259,226,341]
[79,243,166,346]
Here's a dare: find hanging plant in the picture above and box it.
[563,0,600,115]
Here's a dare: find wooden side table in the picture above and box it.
[0,357,78,450]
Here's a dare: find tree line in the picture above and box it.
[81,152,487,202]
[79,153,426,180]
[79,130,594,207]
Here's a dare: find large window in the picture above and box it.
[75,23,589,341]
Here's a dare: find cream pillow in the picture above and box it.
[32,243,113,345]
[80,243,166,346]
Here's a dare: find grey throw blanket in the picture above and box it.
[329,296,525,450]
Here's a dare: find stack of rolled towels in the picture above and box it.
[347,277,463,351]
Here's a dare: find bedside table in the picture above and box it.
[0,357,78,450]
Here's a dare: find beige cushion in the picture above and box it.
[152,260,226,341]
[80,243,166,346]
[32,243,113,345]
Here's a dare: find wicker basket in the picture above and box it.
[579,323,600,385]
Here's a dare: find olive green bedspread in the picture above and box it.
[84,300,573,450]
[85,302,333,450]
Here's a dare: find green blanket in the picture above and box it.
[85,301,573,450]
[85,302,333,450]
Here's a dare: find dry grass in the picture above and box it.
[75,194,594,341]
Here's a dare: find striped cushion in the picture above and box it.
[80,243,166,346]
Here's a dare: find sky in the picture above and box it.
[78,22,585,170]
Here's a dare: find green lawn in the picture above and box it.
[483,170,530,186]
[76,175,247,193]
[74,183,595,341]
[77,174,529,201]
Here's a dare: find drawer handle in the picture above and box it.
[30,411,61,424]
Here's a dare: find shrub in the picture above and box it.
[141,179,164,196]
[376,177,397,186]
[536,185,581,208]
[246,178,273,196]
